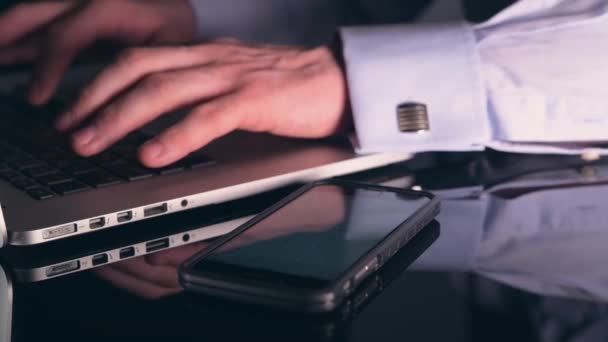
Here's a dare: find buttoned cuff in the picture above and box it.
[341,23,491,154]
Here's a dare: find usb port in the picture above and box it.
[119,247,136,259]
[92,254,109,266]
[143,203,168,217]
[89,217,106,229]
[146,238,170,253]
[117,211,133,223]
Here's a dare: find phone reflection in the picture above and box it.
[91,221,439,341]
[178,221,439,342]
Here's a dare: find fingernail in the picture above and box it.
[143,141,165,160]
[74,126,97,147]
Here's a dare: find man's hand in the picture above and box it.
[0,0,196,105]
[56,40,349,168]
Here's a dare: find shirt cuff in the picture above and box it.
[340,23,491,154]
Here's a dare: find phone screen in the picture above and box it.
[192,184,431,286]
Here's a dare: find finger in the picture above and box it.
[0,2,73,46]
[28,5,106,105]
[0,38,39,64]
[95,267,181,300]
[110,257,181,289]
[71,65,239,156]
[56,46,219,131]
[139,93,244,167]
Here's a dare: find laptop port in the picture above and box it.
[117,211,133,223]
[118,247,135,259]
[146,238,170,253]
[46,261,80,277]
[92,254,109,266]
[89,217,106,229]
[143,203,168,217]
[119,247,136,259]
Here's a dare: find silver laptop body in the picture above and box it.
[0,67,409,247]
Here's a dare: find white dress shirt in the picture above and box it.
[342,0,608,155]
[187,0,608,156]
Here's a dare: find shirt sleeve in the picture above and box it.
[341,0,608,155]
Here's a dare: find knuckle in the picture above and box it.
[141,72,175,95]
[116,48,148,67]
[97,105,122,128]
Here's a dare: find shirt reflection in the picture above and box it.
[412,165,608,302]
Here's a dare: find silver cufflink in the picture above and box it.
[397,102,430,133]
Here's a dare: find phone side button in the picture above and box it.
[354,256,380,285]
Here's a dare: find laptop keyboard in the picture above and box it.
[0,93,215,200]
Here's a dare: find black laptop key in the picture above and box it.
[13,158,46,170]
[51,180,90,195]
[123,131,151,145]
[181,154,215,169]
[35,148,71,162]
[78,170,123,188]
[90,151,123,167]
[24,165,60,177]
[35,173,74,186]
[156,164,185,175]
[110,143,139,159]
[3,151,32,164]
[0,170,21,182]
[0,163,9,171]
[27,187,55,200]
[46,156,78,169]
[60,160,98,175]
[109,162,154,181]
[10,177,40,190]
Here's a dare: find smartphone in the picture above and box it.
[179,221,440,342]
[179,180,440,313]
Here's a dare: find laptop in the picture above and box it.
[0,68,409,247]
[0,186,297,282]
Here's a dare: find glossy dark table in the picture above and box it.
[2,152,608,342]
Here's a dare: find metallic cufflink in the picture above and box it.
[397,102,430,133]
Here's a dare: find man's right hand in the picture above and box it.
[0,0,197,106]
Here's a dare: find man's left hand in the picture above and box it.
[55,39,349,168]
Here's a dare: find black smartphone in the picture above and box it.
[178,221,440,342]
[179,180,440,313]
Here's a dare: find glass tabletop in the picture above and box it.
[3,151,608,342]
